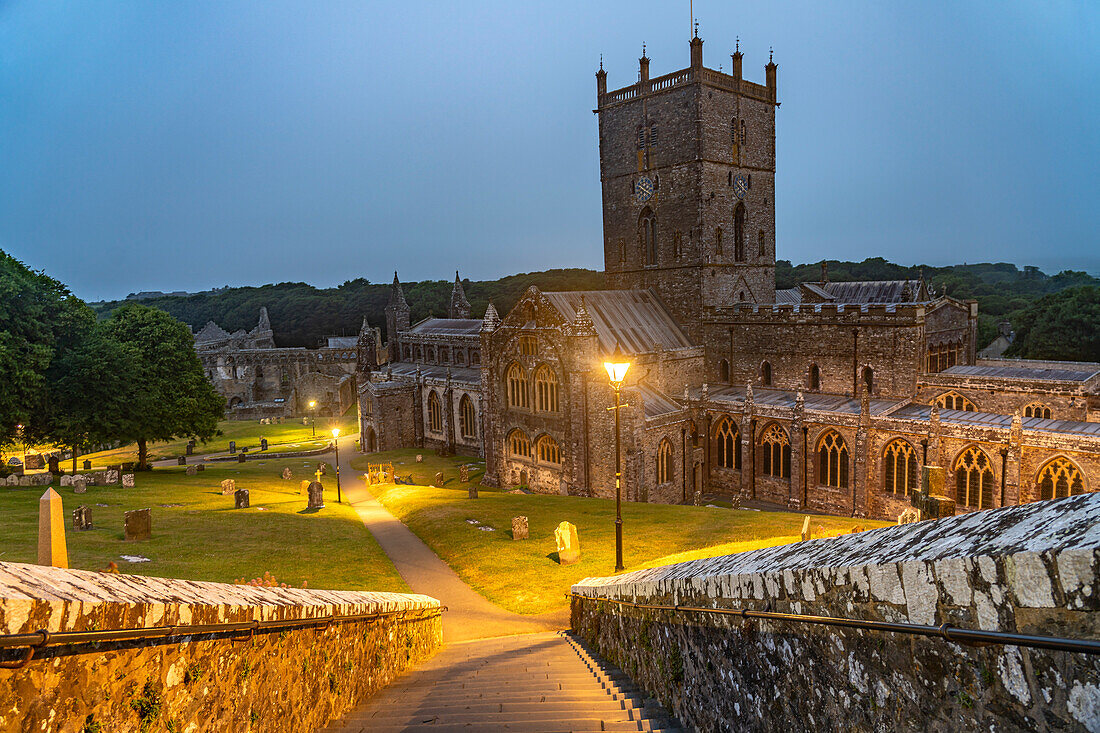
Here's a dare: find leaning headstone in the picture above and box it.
[459,465,470,483]
[229,441,236,454]
[801,516,812,542]
[307,481,324,509]
[178,456,187,465]
[234,488,250,509]
[554,521,580,565]
[221,479,236,496]
[83,459,92,470]
[60,475,73,487]
[282,467,293,480]
[39,488,68,568]
[260,438,268,451]
[73,505,92,531]
[47,456,60,474]
[73,479,87,494]
[434,472,444,487]
[299,479,310,494]
[122,474,135,488]
[124,508,152,541]
[237,453,246,463]
[512,516,529,541]
[185,465,198,476]
[898,507,920,525]
[416,454,423,463]
[105,469,120,485]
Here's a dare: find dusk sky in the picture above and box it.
[1,1,1097,302]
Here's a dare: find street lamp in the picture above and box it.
[308,400,317,437]
[331,427,341,503]
[603,347,631,573]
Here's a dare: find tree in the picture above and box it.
[1005,286,1100,362]
[102,303,225,468]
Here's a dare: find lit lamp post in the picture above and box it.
[603,348,631,573]
[308,400,317,437]
[331,427,342,503]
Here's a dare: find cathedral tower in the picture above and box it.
[596,33,778,336]
[385,271,410,362]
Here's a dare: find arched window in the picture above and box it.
[649,125,658,148]
[719,359,730,382]
[733,202,746,261]
[471,351,480,366]
[508,429,531,459]
[715,227,723,255]
[639,208,657,266]
[427,391,442,433]
[455,350,465,365]
[809,363,820,391]
[927,341,964,372]
[362,398,373,417]
[714,417,740,470]
[862,366,874,395]
[761,361,772,387]
[402,345,411,360]
[459,395,477,440]
[1037,457,1085,500]
[935,392,976,412]
[428,346,437,363]
[657,439,673,484]
[758,229,766,257]
[534,365,559,413]
[414,345,422,362]
[673,231,683,259]
[537,435,561,465]
[818,431,849,489]
[740,119,746,145]
[1023,403,1052,420]
[730,118,738,147]
[506,363,529,409]
[954,447,995,508]
[761,424,791,479]
[883,439,918,496]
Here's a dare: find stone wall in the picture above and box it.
[0,563,442,732]
[571,494,1100,732]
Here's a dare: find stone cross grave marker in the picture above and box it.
[185,465,197,476]
[434,471,444,487]
[83,459,92,470]
[801,516,811,542]
[39,488,68,568]
[512,516,529,540]
[122,474,135,488]
[554,521,580,565]
[73,478,87,494]
[221,479,235,496]
[282,467,293,480]
[235,488,250,509]
[307,481,325,509]
[124,508,151,541]
[73,505,92,531]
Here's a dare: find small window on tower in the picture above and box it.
[654,174,660,190]
[740,119,747,145]
[715,227,723,254]
[649,125,658,148]
[637,128,645,150]
[730,118,738,146]
[673,231,683,259]
[758,230,766,256]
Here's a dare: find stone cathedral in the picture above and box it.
[358,33,1100,520]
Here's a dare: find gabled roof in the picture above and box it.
[941,365,1099,383]
[194,321,231,343]
[821,279,926,304]
[540,290,694,355]
[407,318,483,336]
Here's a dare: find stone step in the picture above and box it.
[380,690,646,707]
[353,700,645,717]
[338,712,660,731]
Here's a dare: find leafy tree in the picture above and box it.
[1005,286,1100,362]
[101,303,224,468]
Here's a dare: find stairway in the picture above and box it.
[324,631,683,732]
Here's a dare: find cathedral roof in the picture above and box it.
[778,279,929,305]
[407,318,484,336]
[940,364,1099,384]
[541,290,693,355]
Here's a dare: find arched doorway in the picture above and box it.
[364,427,377,453]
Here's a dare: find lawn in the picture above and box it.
[0,456,407,593]
[352,450,889,614]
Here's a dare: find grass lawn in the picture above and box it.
[0,456,407,593]
[28,415,360,468]
[352,449,889,615]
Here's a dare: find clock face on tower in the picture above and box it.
[636,176,654,204]
[733,174,748,199]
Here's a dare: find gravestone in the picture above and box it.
[317,462,327,475]
[307,481,324,509]
[554,521,580,565]
[512,516,529,540]
[468,484,478,499]
[83,460,91,470]
[48,456,60,474]
[459,465,470,483]
[196,464,205,472]
[238,453,246,463]
[121,462,135,472]
[73,505,92,531]
[416,454,423,463]
[299,479,310,494]
[898,507,920,525]
[73,479,87,494]
[234,488,250,509]
[25,454,44,470]
[32,473,53,486]
[302,417,309,425]
[911,466,955,520]
[5,474,18,486]
[282,467,293,480]
[185,444,193,456]
[801,516,812,542]
[60,475,73,487]
[38,488,67,568]
[122,474,135,488]
[185,466,198,476]
[260,438,268,451]
[105,469,120,485]
[124,508,151,541]
[241,446,249,453]
[178,457,187,465]
[434,472,444,487]
[229,441,236,454]
[221,479,236,496]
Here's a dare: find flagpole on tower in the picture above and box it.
[690,0,693,38]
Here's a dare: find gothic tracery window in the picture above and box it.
[508,429,531,459]
[935,392,976,412]
[761,424,791,479]
[883,439,918,496]
[639,208,657,266]
[954,446,994,508]
[427,391,442,433]
[534,365,559,413]
[537,434,561,465]
[657,439,673,484]
[506,363,529,409]
[1023,402,1052,420]
[1037,457,1085,500]
[714,417,741,470]
[818,431,849,489]
[459,394,477,440]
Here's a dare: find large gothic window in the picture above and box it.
[657,439,673,484]
[534,365,559,413]
[639,208,657,266]
[508,429,531,459]
[506,363,529,409]
[537,434,561,465]
[935,392,976,412]
[427,391,443,433]
[927,341,964,372]
[733,202,746,261]
[761,424,791,479]
[1023,402,1052,420]
[459,395,477,440]
[714,417,741,470]
[954,447,994,509]
[883,439,918,496]
[818,431,849,489]
[1037,457,1085,500]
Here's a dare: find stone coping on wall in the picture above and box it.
[0,561,440,636]
[573,493,1100,625]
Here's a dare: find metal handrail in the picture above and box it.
[0,605,444,670]
[568,593,1100,655]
